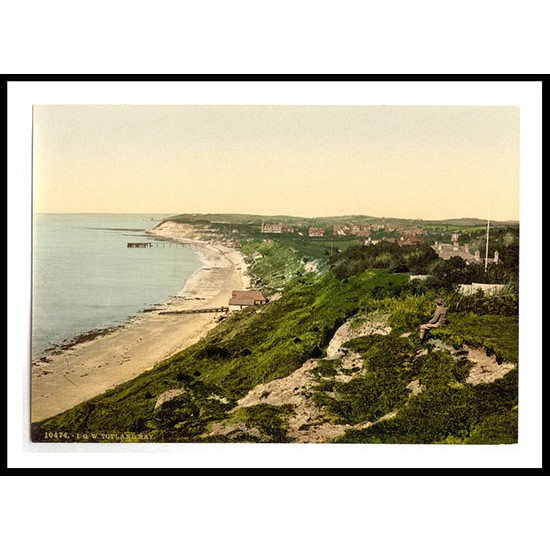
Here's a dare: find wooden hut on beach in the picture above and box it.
[228,290,267,310]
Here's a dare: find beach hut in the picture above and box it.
[228,290,267,310]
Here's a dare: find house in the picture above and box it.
[432,242,479,264]
[364,238,380,246]
[350,224,371,237]
[308,227,325,237]
[228,290,268,310]
[431,240,501,266]
[332,224,351,236]
[398,236,423,246]
[398,233,423,246]
[364,237,396,246]
[261,222,293,234]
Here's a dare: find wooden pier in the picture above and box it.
[127,242,152,248]
[158,307,229,315]
[127,241,190,248]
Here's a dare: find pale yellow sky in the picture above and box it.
[33,105,519,220]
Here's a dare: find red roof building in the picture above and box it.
[398,234,423,246]
[308,227,326,237]
[229,290,268,309]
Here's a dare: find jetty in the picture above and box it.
[158,307,229,315]
[127,241,190,248]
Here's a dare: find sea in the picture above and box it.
[32,213,202,358]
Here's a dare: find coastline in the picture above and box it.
[31,227,250,423]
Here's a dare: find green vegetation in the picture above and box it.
[330,238,518,287]
[309,305,518,445]
[33,214,519,445]
[313,334,414,424]
[338,369,518,444]
[329,242,440,280]
[312,359,341,379]
[240,239,306,291]
[434,312,518,363]
[204,404,294,443]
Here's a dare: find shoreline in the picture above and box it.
[31,227,250,423]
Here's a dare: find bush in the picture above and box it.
[312,359,340,378]
[435,313,518,363]
[198,345,231,360]
[465,409,518,444]
[313,334,413,424]
[338,385,479,444]
[232,404,294,442]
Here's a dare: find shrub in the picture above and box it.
[233,404,294,442]
[198,345,231,360]
[465,409,518,444]
[338,385,479,444]
[314,334,414,424]
[312,359,341,378]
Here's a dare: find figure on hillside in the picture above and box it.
[419,299,447,342]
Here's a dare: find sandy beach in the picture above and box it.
[31,227,250,423]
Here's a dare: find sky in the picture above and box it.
[33,105,520,221]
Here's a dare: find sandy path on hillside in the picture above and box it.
[31,237,250,423]
[206,317,517,443]
[207,318,396,443]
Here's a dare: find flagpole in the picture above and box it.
[484,205,491,272]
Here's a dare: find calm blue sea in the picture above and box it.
[32,213,201,357]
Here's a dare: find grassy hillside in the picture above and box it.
[33,277,518,444]
[33,216,519,444]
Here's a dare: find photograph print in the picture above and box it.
[30,103,520,445]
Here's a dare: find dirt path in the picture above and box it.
[208,315,395,443]
[206,312,518,443]
[464,347,516,385]
[326,315,391,358]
